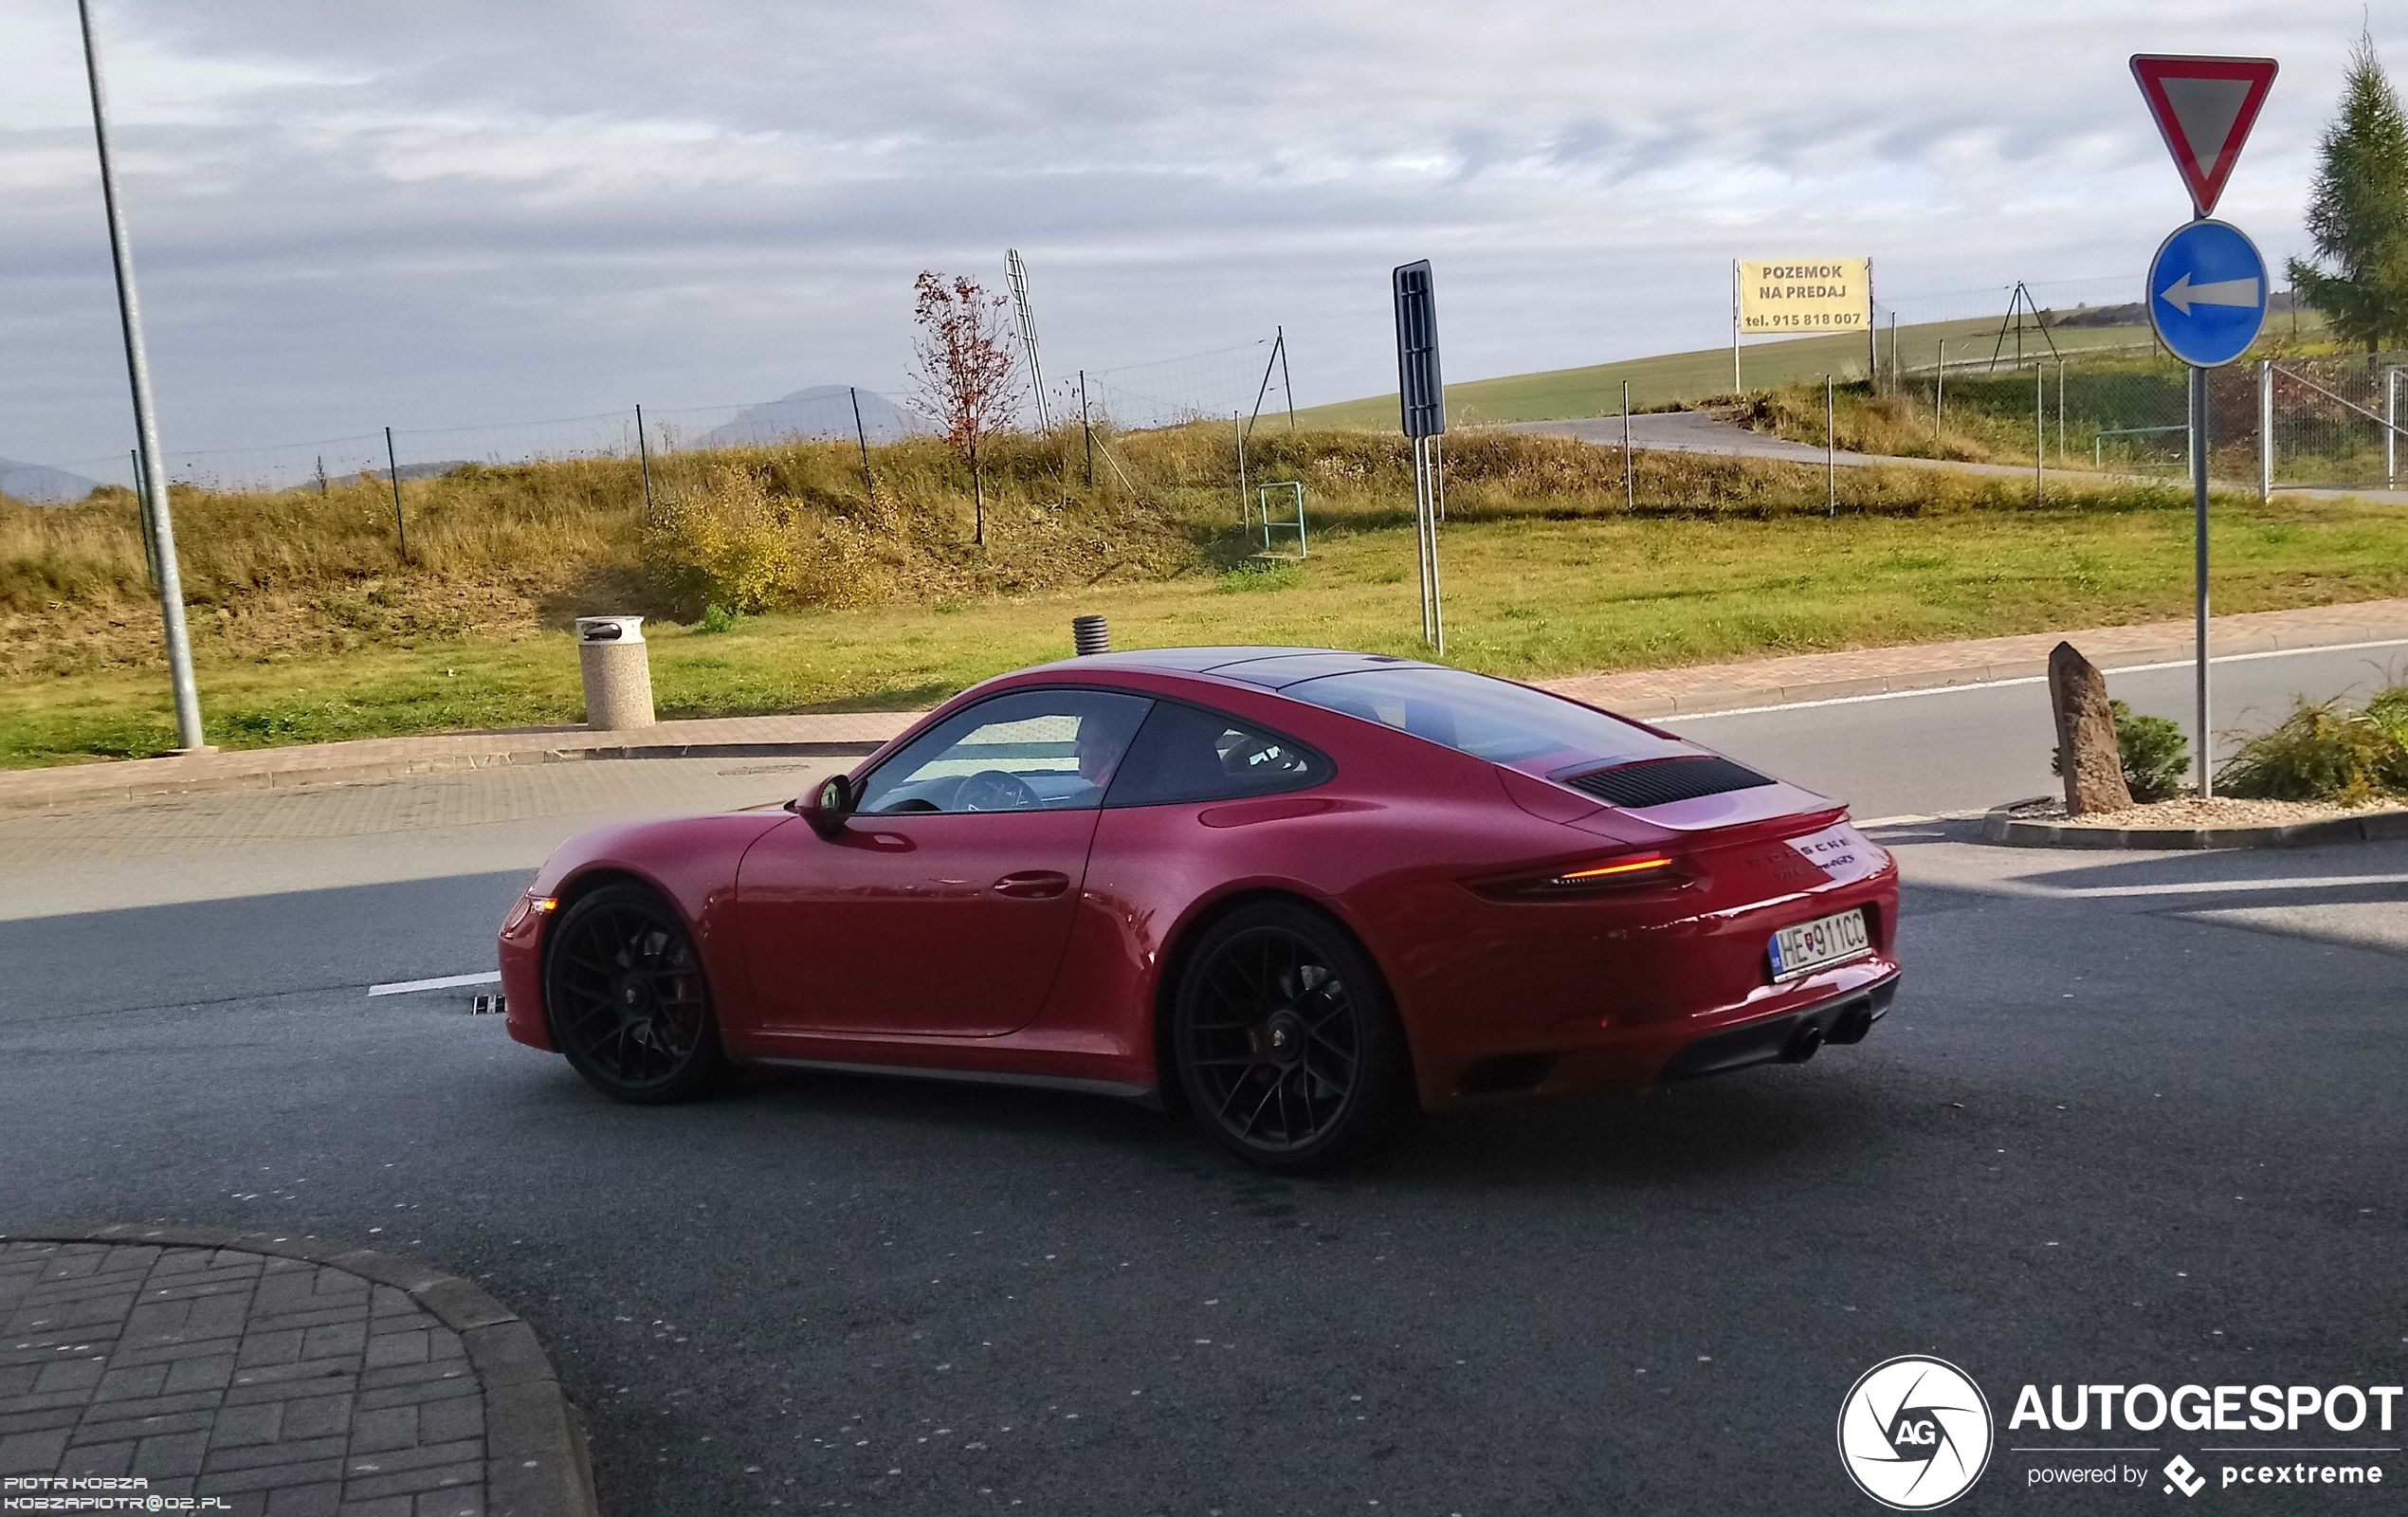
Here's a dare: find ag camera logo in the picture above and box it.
[1837,1356,1995,1509]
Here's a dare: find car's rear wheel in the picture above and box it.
[543,884,728,1104]
[1172,902,1416,1172]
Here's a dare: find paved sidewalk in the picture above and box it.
[0,1230,593,1517]
[5,599,2405,815]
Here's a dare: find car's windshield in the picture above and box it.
[1284,666,1687,773]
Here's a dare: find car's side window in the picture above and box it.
[1104,701,1329,808]
[853,689,1152,815]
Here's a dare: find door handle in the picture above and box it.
[992,870,1071,900]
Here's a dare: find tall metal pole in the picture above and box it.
[1934,339,1945,433]
[2190,364,2212,798]
[79,0,204,751]
[2034,363,2044,505]
[1621,379,1633,512]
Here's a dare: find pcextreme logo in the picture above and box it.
[1837,1356,1997,1509]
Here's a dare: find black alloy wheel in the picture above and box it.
[543,884,729,1103]
[1173,902,1415,1172]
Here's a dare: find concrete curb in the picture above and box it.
[0,1223,599,1517]
[0,740,885,816]
[1979,797,2408,850]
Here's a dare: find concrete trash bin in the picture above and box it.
[576,615,655,730]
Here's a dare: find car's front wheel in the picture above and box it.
[1172,902,1417,1172]
[543,883,729,1104]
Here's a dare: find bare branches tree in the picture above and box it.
[909,271,1020,544]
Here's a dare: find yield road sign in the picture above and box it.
[2129,55,2277,216]
[2147,220,2268,367]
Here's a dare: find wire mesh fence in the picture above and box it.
[2267,353,2407,491]
[1081,338,1293,433]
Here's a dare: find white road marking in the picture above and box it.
[1669,638,2408,722]
[368,971,501,997]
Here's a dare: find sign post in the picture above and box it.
[1393,260,1446,652]
[2131,53,2277,799]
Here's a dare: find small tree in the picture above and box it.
[909,271,1019,544]
[2287,30,2408,353]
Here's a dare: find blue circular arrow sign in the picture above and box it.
[2146,219,2268,368]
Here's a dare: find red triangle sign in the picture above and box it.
[2131,54,2278,216]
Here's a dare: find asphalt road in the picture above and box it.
[2,653,2403,1515]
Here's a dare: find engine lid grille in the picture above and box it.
[1561,755,1775,809]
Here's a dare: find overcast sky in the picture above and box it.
[0,1,2381,466]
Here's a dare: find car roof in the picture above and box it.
[1029,646,1441,690]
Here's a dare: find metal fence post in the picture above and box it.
[130,447,157,587]
[634,404,655,519]
[1278,325,1296,432]
[1234,411,1247,523]
[1826,375,1836,516]
[2387,366,2399,488]
[383,426,407,561]
[1079,371,1094,487]
[1621,379,1633,512]
[1934,339,1945,433]
[2034,363,2044,505]
[2254,361,2272,502]
[848,387,874,502]
[2056,361,2067,461]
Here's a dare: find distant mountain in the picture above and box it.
[0,458,105,505]
[695,386,921,448]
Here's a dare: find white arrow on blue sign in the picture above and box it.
[2145,218,2268,367]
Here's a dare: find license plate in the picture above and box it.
[1768,907,1870,982]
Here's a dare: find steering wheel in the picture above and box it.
[955,769,1041,813]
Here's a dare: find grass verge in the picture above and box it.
[7,455,2403,767]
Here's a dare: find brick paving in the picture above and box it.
[1,1241,486,1516]
[4,597,2406,815]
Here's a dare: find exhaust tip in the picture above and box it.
[1786,1023,1825,1063]
[1826,1003,1875,1046]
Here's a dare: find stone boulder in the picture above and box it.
[2050,641,2133,815]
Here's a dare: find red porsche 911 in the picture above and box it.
[498,647,1900,1171]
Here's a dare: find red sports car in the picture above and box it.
[499,647,1900,1170]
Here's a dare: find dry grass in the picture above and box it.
[8,424,2407,766]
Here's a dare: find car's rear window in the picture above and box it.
[1284,667,1686,771]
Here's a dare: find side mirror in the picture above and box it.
[795,773,855,836]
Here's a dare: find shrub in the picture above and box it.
[640,464,887,616]
[698,604,739,634]
[2051,698,2191,802]
[2216,689,2408,802]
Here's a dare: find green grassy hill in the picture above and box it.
[1294,315,2162,429]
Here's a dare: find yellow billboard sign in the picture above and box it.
[1737,259,1871,334]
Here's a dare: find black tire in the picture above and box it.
[1171,901,1418,1173]
[542,884,730,1104]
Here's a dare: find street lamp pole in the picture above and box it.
[78,0,206,752]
